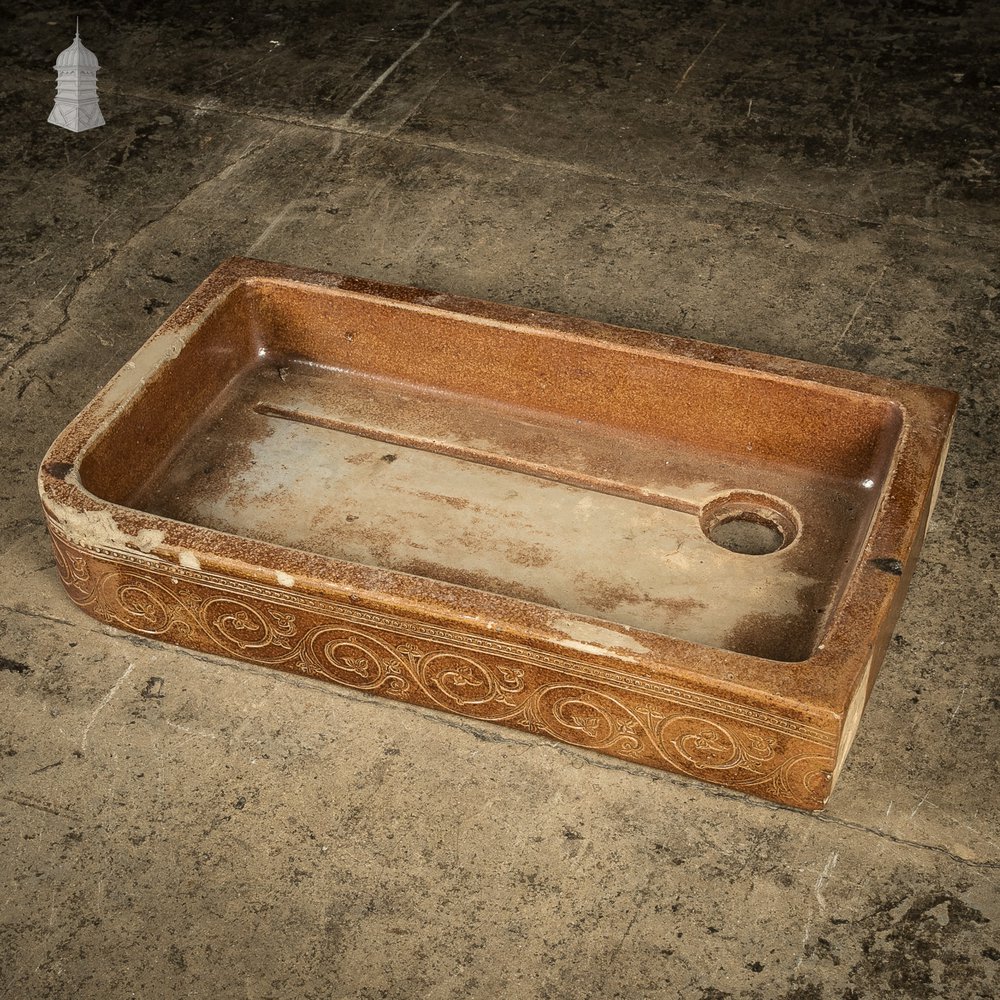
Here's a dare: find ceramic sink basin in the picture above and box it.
[39,258,957,809]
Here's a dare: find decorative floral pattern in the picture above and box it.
[50,529,836,808]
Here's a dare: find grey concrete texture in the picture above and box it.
[1,1,998,998]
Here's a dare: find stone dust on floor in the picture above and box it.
[1,2,998,998]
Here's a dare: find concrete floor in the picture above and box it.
[2,1,998,997]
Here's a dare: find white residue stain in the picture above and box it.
[552,618,651,656]
[46,500,165,555]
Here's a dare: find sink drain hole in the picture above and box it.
[700,492,799,556]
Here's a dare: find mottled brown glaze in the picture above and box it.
[37,257,957,809]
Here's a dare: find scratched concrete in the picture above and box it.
[1,2,999,998]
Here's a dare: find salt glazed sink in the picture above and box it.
[39,258,957,809]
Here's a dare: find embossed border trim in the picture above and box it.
[49,527,839,807]
[47,524,836,747]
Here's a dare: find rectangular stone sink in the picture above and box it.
[39,258,957,809]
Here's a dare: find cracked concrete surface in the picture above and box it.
[1,1,998,998]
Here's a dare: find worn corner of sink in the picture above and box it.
[44,497,165,556]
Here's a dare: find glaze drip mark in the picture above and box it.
[869,557,904,576]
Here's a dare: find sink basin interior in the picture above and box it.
[79,278,904,663]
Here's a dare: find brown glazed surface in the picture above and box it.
[37,257,958,809]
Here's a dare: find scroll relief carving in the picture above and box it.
[52,534,834,803]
